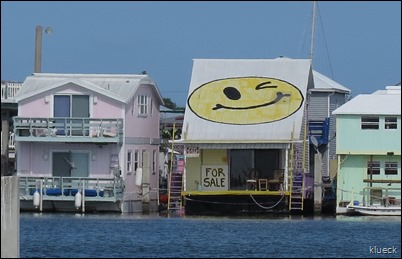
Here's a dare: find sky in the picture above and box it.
[1,1,401,107]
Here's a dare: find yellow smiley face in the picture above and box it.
[188,77,304,125]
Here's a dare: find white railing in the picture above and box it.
[1,81,22,101]
[19,176,124,201]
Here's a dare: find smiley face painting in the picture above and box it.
[187,77,304,125]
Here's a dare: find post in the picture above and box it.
[82,180,85,213]
[39,180,43,212]
[314,150,322,214]
[34,25,43,73]
[1,110,10,176]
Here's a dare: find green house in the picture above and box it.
[333,86,401,214]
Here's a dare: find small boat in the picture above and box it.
[347,203,401,216]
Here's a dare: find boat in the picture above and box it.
[347,204,401,216]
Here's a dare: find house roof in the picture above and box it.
[312,70,351,94]
[182,58,313,143]
[15,73,164,105]
[333,86,401,115]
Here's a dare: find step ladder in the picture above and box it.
[167,155,184,211]
[290,172,304,211]
[288,122,304,211]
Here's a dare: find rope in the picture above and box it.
[249,193,285,210]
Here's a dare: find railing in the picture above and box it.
[19,176,124,201]
[14,117,123,143]
[1,81,22,102]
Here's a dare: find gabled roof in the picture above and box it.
[182,58,313,143]
[312,70,351,93]
[15,73,164,105]
[333,86,401,115]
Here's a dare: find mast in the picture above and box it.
[310,1,317,67]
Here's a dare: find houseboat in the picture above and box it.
[14,73,164,213]
[333,85,401,214]
[171,58,317,215]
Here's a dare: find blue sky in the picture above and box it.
[1,1,401,106]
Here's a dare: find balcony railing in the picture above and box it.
[1,81,22,103]
[19,176,124,202]
[14,117,123,143]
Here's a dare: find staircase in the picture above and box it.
[167,155,184,211]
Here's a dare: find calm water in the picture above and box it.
[20,213,400,258]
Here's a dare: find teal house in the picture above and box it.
[333,85,401,214]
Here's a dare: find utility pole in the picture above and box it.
[34,25,52,73]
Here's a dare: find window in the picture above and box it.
[361,117,379,129]
[54,95,90,135]
[367,161,380,175]
[385,162,398,175]
[134,150,139,171]
[138,95,148,116]
[385,117,397,129]
[126,150,132,172]
[152,149,156,173]
[150,98,153,116]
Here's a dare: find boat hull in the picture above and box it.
[347,205,401,216]
[182,194,314,215]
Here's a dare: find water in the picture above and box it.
[20,213,400,258]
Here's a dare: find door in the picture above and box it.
[53,152,72,177]
[71,95,90,136]
[70,152,89,178]
[54,96,70,135]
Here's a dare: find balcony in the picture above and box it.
[14,117,123,143]
[1,81,22,103]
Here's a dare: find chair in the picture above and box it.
[246,168,261,191]
[269,169,284,191]
[258,179,268,191]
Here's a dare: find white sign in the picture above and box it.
[201,165,228,191]
[186,147,199,157]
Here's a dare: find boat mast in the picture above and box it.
[310,1,317,67]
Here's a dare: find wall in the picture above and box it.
[337,154,401,205]
[16,142,119,177]
[185,149,227,191]
[336,115,401,154]
[18,83,122,119]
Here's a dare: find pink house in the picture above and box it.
[14,73,164,213]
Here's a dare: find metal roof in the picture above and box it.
[312,70,351,93]
[182,58,313,143]
[15,73,164,104]
[333,86,401,115]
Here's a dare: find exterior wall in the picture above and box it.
[336,115,401,154]
[18,83,123,118]
[309,91,348,177]
[121,84,161,212]
[124,85,160,139]
[337,154,401,205]
[16,142,120,177]
[185,149,228,191]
